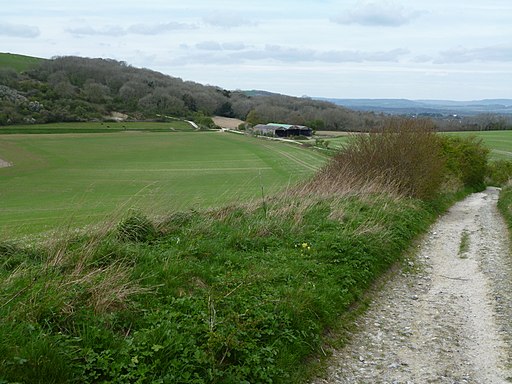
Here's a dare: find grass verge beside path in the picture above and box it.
[498,186,512,236]
[0,189,467,383]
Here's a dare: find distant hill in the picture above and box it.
[0,54,377,130]
[1,53,510,131]
[316,98,512,116]
[0,52,45,73]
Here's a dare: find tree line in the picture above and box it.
[0,55,510,131]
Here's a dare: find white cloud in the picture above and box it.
[66,25,126,36]
[178,44,410,64]
[0,22,40,38]
[436,45,512,64]
[332,1,423,27]
[67,21,196,37]
[127,22,197,35]
[202,11,257,28]
[195,41,223,51]
[195,41,248,51]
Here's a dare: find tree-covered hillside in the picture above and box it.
[0,55,381,130]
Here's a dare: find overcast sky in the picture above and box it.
[2,1,511,100]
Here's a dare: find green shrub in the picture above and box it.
[440,135,489,190]
[320,118,445,200]
[487,160,512,186]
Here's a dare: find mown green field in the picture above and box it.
[0,52,44,72]
[0,121,195,134]
[0,129,327,236]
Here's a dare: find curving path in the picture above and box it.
[314,187,512,384]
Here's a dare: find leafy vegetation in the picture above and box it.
[445,130,512,161]
[440,135,489,190]
[0,55,380,130]
[498,186,512,232]
[0,119,491,383]
[487,160,512,186]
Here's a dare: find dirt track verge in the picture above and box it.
[313,187,512,384]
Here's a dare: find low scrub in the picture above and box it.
[487,160,512,187]
[315,118,445,200]
[440,135,489,190]
[313,119,489,200]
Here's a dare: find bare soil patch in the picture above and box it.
[212,116,245,129]
[314,187,512,383]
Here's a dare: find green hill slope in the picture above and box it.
[0,52,45,72]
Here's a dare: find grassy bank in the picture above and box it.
[0,190,458,383]
[0,52,44,73]
[498,186,512,235]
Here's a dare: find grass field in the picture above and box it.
[315,130,512,159]
[0,129,327,236]
[0,121,196,134]
[0,52,44,72]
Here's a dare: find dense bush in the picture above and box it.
[319,118,446,200]
[440,135,489,190]
[487,160,512,186]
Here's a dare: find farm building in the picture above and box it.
[252,123,312,138]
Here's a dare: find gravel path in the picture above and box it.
[313,187,512,384]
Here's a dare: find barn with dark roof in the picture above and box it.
[252,123,312,138]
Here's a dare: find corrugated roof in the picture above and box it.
[267,123,293,128]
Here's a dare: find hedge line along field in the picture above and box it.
[0,129,327,236]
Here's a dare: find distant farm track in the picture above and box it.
[0,130,327,236]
